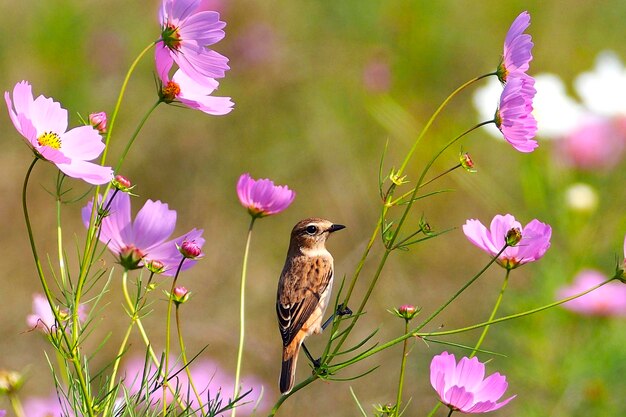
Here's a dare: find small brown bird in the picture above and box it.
[276,217,345,394]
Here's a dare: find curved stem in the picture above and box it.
[176,305,205,414]
[395,72,495,177]
[114,100,161,174]
[232,217,256,417]
[470,269,510,358]
[22,158,95,417]
[9,392,25,417]
[55,172,67,286]
[100,42,156,166]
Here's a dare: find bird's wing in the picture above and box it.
[277,256,333,347]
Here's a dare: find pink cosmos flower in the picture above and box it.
[237,173,295,218]
[557,117,625,170]
[82,192,204,276]
[26,293,86,333]
[463,214,552,269]
[22,394,68,417]
[156,53,233,115]
[558,270,626,316]
[122,355,269,415]
[156,0,229,82]
[0,409,5,417]
[430,352,515,413]
[497,11,533,82]
[5,81,113,185]
[88,111,107,133]
[495,75,538,152]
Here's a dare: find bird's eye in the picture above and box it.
[305,225,318,235]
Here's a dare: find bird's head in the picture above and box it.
[289,217,345,253]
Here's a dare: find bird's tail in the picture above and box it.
[280,342,301,394]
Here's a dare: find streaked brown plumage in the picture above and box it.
[276,218,345,394]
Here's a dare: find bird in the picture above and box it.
[276,217,345,394]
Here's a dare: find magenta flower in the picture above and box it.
[237,173,295,218]
[82,192,203,276]
[156,53,233,115]
[558,270,626,316]
[157,0,229,82]
[122,355,269,415]
[462,214,552,269]
[495,75,538,152]
[430,352,515,413]
[497,11,533,82]
[26,293,86,333]
[5,81,113,185]
[88,111,107,133]
[0,409,5,417]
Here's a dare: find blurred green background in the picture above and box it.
[1,1,626,416]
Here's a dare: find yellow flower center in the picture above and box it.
[162,81,181,102]
[37,131,62,149]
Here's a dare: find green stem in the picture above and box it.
[164,259,186,416]
[176,305,205,415]
[114,100,161,173]
[232,216,256,417]
[55,172,67,287]
[329,277,617,371]
[395,72,495,177]
[447,408,454,417]
[470,270,510,358]
[22,158,95,417]
[100,42,155,166]
[9,393,26,417]
[103,270,136,416]
[393,320,411,417]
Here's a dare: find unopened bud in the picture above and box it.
[505,228,522,246]
[146,259,165,274]
[172,286,190,305]
[89,112,107,133]
[112,175,133,192]
[460,152,477,173]
[0,370,24,394]
[394,304,420,321]
[119,245,145,270]
[179,240,202,259]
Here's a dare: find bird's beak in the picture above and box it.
[328,224,346,233]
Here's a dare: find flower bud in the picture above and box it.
[112,175,133,192]
[146,259,165,274]
[172,286,191,305]
[460,152,477,173]
[505,227,522,246]
[179,239,202,259]
[119,245,145,270]
[89,112,107,133]
[0,370,24,395]
[394,304,420,321]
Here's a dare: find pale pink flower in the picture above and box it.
[156,53,233,115]
[4,81,113,184]
[26,294,86,333]
[463,214,552,269]
[558,270,626,316]
[497,11,533,82]
[558,117,625,170]
[157,0,229,82]
[22,394,68,417]
[0,409,5,417]
[82,192,203,276]
[495,75,538,152]
[122,355,269,415]
[430,352,515,413]
[236,173,295,218]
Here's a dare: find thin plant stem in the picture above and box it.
[114,100,161,173]
[103,270,136,416]
[55,172,67,286]
[232,216,256,417]
[470,269,511,358]
[393,319,411,417]
[9,392,26,417]
[164,259,186,416]
[395,72,496,178]
[447,408,454,417]
[22,158,95,417]
[176,305,205,415]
